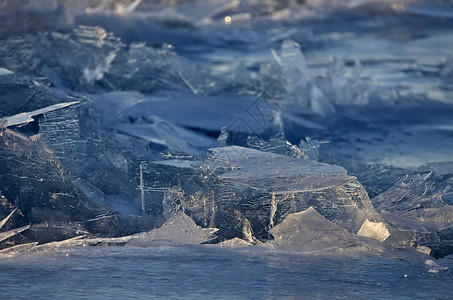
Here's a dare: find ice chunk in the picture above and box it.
[373,165,453,257]
[441,54,453,88]
[0,242,38,256]
[138,159,254,242]
[373,168,453,231]
[239,133,307,159]
[0,208,17,231]
[208,146,354,193]
[0,74,64,119]
[379,211,437,248]
[209,146,382,236]
[0,68,13,76]
[1,101,79,128]
[0,121,141,243]
[278,39,311,101]
[218,237,253,248]
[322,57,368,106]
[269,207,361,253]
[357,219,390,243]
[274,39,334,116]
[0,26,124,92]
[124,92,274,134]
[113,117,214,155]
[127,212,217,247]
[140,146,381,242]
[0,225,30,243]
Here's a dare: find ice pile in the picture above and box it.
[1,0,453,260]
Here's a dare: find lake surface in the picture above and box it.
[1,246,452,299]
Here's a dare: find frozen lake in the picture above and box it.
[1,246,453,299]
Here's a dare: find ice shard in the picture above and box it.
[208,146,354,193]
[127,212,217,247]
[269,207,361,253]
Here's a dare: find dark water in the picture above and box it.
[1,246,452,299]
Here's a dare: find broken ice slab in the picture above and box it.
[0,226,30,243]
[357,219,390,243]
[0,74,65,119]
[208,146,383,237]
[269,207,361,253]
[0,68,13,76]
[138,159,254,242]
[207,146,354,193]
[277,39,311,99]
[0,126,142,244]
[0,27,124,92]
[142,146,382,242]
[1,101,79,128]
[373,163,453,231]
[127,212,217,247]
[0,207,17,231]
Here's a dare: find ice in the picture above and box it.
[0,208,17,231]
[441,54,453,88]
[269,207,361,253]
[373,164,453,257]
[246,133,307,159]
[102,91,282,136]
[373,167,453,231]
[357,219,390,243]
[137,146,382,243]
[0,74,65,119]
[1,0,453,264]
[0,68,13,76]
[1,101,79,128]
[127,212,217,247]
[0,226,31,244]
[208,146,354,193]
[0,26,124,92]
[272,40,334,116]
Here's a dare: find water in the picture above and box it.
[1,246,452,299]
